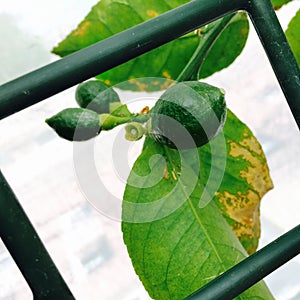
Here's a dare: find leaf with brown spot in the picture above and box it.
[122,129,274,299]
[199,110,273,254]
[52,0,249,91]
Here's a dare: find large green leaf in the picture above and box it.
[122,110,273,299]
[52,0,249,91]
[286,9,300,66]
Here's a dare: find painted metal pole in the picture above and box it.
[0,170,75,299]
[0,0,241,120]
[246,0,300,128]
[0,0,299,298]
[186,224,300,300]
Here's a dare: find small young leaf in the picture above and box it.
[99,114,131,130]
[109,103,133,118]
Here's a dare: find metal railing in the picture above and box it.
[0,0,299,299]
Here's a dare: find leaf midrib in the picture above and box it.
[163,146,225,269]
[163,145,249,300]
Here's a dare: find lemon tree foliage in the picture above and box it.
[122,110,273,299]
[52,0,249,91]
[50,0,280,298]
[286,9,300,66]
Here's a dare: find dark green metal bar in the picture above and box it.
[0,0,299,298]
[186,224,300,300]
[0,0,299,129]
[246,0,300,128]
[0,0,241,120]
[0,169,75,299]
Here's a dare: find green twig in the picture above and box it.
[176,13,236,82]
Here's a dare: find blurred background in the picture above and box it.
[0,1,299,299]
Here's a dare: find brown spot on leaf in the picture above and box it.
[140,106,149,114]
[241,28,248,35]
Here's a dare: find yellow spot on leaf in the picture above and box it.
[241,135,263,156]
[228,137,273,197]
[216,134,273,254]
[73,20,91,37]
[216,190,261,254]
[163,166,169,180]
[162,71,171,79]
[128,78,148,91]
[196,28,204,36]
[217,190,260,226]
[152,81,160,86]
[243,129,249,137]
[104,80,111,85]
[159,79,174,90]
[147,9,159,18]
[171,170,177,181]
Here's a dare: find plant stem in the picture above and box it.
[176,13,236,82]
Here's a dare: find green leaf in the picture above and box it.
[122,110,274,299]
[271,0,293,10]
[286,9,300,66]
[52,0,249,91]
